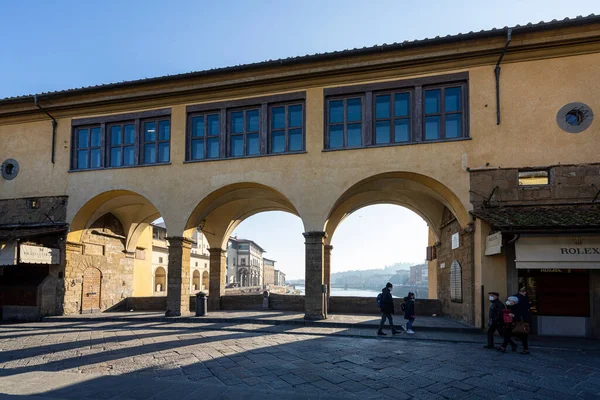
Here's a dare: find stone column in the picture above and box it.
[324,245,333,303]
[304,231,326,320]
[208,248,227,311]
[165,237,193,317]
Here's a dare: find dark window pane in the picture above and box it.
[247,133,259,155]
[124,124,135,144]
[375,95,391,119]
[425,116,440,140]
[246,110,259,132]
[329,101,343,123]
[90,127,101,147]
[347,123,362,147]
[110,147,122,167]
[77,150,88,169]
[77,129,89,149]
[289,129,302,151]
[158,142,170,162]
[144,122,156,142]
[329,125,343,148]
[207,137,219,158]
[347,98,362,122]
[425,89,441,114]
[375,121,391,144]
[446,114,462,138]
[445,87,461,112]
[288,105,302,127]
[144,144,156,163]
[192,116,204,138]
[207,114,219,135]
[158,120,170,141]
[123,146,134,166]
[271,131,285,153]
[191,139,204,159]
[231,112,244,133]
[394,119,410,142]
[90,149,101,168]
[230,135,243,157]
[271,107,285,129]
[395,93,410,117]
[111,126,122,145]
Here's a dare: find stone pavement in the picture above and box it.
[0,318,599,400]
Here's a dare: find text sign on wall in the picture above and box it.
[0,242,17,266]
[515,236,600,269]
[19,244,60,265]
[485,232,502,256]
[451,233,460,249]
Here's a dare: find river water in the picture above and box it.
[292,285,428,298]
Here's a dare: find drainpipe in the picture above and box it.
[34,95,58,164]
[495,28,512,125]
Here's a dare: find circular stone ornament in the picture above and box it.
[556,102,594,133]
[1,159,19,180]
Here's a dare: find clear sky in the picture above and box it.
[2,1,598,279]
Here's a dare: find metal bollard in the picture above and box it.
[196,292,208,316]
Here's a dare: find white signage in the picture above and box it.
[440,262,446,269]
[515,236,600,269]
[0,242,17,266]
[451,233,460,249]
[19,244,60,265]
[485,232,502,256]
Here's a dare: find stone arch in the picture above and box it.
[68,189,165,253]
[324,172,470,243]
[184,182,303,249]
[202,271,209,291]
[154,267,166,294]
[192,270,201,292]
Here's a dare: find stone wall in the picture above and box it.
[221,294,264,310]
[64,213,134,314]
[0,196,68,225]
[470,163,600,208]
[329,297,442,316]
[436,208,475,325]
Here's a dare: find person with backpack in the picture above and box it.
[377,282,401,336]
[402,292,416,334]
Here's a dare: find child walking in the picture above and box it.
[402,292,416,334]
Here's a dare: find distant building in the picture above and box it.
[274,270,286,286]
[408,264,427,285]
[226,237,277,288]
[263,258,276,286]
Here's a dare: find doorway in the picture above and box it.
[81,267,102,314]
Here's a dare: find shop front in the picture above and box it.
[514,235,600,337]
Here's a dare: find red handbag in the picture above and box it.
[502,309,513,324]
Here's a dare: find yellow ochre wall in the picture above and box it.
[132,226,153,297]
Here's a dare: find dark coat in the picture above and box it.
[514,293,532,323]
[380,287,394,314]
[403,298,415,320]
[488,299,505,325]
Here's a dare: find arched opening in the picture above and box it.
[202,271,209,292]
[192,270,201,292]
[154,267,166,295]
[66,190,165,314]
[185,183,303,309]
[324,172,472,321]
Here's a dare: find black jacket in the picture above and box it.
[513,293,532,323]
[488,299,504,325]
[380,287,394,314]
[403,298,415,320]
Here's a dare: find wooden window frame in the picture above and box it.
[72,125,103,170]
[228,107,261,157]
[450,260,463,303]
[268,102,305,154]
[70,108,171,172]
[423,83,467,141]
[323,72,469,150]
[373,90,413,145]
[325,96,365,149]
[107,121,136,168]
[185,92,306,162]
[141,118,171,165]
[188,112,221,161]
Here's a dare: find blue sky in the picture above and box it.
[2,1,598,278]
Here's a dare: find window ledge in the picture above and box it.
[184,151,307,164]
[69,162,172,173]
[322,137,471,152]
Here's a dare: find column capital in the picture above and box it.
[324,245,334,251]
[166,236,194,248]
[208,247,227,255]
[303,231,327,239]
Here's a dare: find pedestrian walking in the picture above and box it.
[377,283,401,336]
[497,296,530,354]
[483,291,505,349]
[401,292,416,334]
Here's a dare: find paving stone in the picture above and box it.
[376,387,411,400]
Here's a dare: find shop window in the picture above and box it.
[518,170,549,186]
[450,260,462,303]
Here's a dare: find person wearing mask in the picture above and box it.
[402,292,416,334]
[484,292,505,349]
[514,287,532,325]
[498,296,529,354]
[377,283,400,336]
